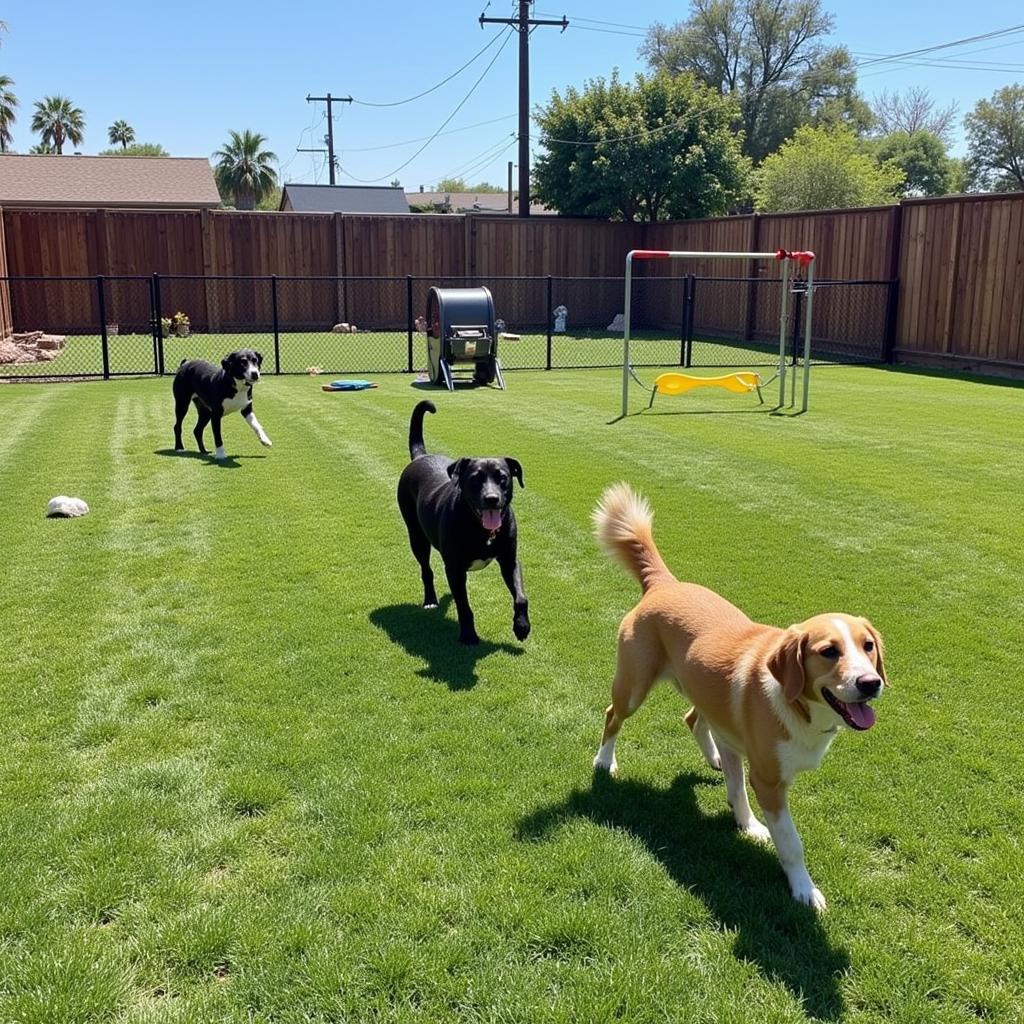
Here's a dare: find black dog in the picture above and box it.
[397,400,529,646]
[172,349,271,460]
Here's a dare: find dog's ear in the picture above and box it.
[254,351,264,367]
[504,458,524,488]
[767,629,807,702]
[860,617,887,686]
[221,356,232,373]
[447,458,467,484]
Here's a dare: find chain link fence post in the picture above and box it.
[271,275,281,375]
[96,276,110,380]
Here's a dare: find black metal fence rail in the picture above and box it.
[0,274,893,380]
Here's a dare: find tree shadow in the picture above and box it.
[516,770,848,1021]
[369,595,524,691]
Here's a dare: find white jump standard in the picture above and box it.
[620,248,817,417]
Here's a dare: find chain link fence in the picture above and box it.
[1,274,892,379]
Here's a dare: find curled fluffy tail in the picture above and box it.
[592,483,674,593]
[408,400,436,459]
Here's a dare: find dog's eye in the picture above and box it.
[497,473,508,486]
[863,639,875,653]
[819,645,840,660]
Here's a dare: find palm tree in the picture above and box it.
[0,75,17,153]
[213,130,278,210]
[30,95,85,154]
[108,119,135,150]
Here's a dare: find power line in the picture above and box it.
[338,114,516,154]
[435,133,518,183]
[855,24,1024,68]
[338,28,515,184]
[351,30,510,108]
[541,116,691,147]
[536,12,644,30]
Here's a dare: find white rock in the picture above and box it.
[47,496,89,518]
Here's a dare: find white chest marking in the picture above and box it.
[222,387,251,414]
[468,558,493,572]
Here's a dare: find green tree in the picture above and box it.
[869,130,958,198]
[107,119,135,149]
[28,142,53,154]
[212,130,278,210]
[468,181,504,193]
[435,177,468,192]
[0,75,17,153]
[755,125,903,212]
[257,185,283,211]
[641,0,867,162]
[534,71,750,221]
[964,84,1024,193]
[30,95,85,154]
[98,142,169,157]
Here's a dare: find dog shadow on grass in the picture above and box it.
[153,448,267,469]
[370,595,524,691]
[516,769,848,1021]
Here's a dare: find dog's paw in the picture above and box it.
[260,437,273,448]
[459,631,481,646]
[792,882,827,912]
[593,755,618,776]
[513,616,531,641]
[214,447,226,461]
[423,601,439,610]
[740,819,772,844]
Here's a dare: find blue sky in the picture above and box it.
[2,1,1022,189]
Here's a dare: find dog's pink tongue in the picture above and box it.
[482,509,502,531]
[848,701,876,730]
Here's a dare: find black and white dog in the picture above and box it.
[172,349,272,460]
[397,400,530,646]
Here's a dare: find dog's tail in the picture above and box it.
[408,399,437,459]
[592,483,675,593]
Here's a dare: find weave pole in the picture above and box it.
[621,249,816,419]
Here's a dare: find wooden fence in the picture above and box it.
[2,192,1023,373]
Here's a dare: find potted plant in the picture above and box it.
[172,311,190,338]
[160,317,172,338]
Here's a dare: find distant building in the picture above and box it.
[279,184,410,214]
[407,189,552,215]
[0,154,220,209]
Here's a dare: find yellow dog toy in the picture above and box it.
[648,371,763,407]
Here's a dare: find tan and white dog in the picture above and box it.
[592,483,887,911]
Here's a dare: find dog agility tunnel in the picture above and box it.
[425,286,505,391]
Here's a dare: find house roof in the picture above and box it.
[407,191,553,215]
[0,154,221,209]
[280,184,410,214]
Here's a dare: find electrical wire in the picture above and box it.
[854,24,1024,69]
[351,29,509,108]
[338,114,516,154]
[541,116,690,147]
[435,135,518,186]
[339,28,515,183]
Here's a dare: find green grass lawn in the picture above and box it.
[1,366,1022,1023]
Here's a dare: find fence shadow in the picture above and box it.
[370,596,524,691]
[516,769,848,1021]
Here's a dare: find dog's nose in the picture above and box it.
[482,493,501,508]
[855,674,882,698]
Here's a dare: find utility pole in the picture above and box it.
[480,2,567,217]
[305,93,353,185]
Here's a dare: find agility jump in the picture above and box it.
[620,248,816,418]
